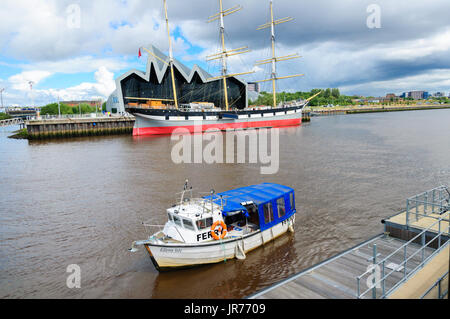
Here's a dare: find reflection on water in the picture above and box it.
[0,110,449,299]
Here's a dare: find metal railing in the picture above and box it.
[31,113,134,121]
[0,118,24,127]
[142,222,165,235]
[421,271,449,299]
[142,222,187,243]
[356,214,450,299]
[406,185,450,226]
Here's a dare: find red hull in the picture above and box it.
[133,118,302,136]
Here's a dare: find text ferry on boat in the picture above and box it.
[129,181,296,271]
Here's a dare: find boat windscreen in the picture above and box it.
[224,210,243,217]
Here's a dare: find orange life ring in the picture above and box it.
[211,221,227,240]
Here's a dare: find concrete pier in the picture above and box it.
[26,116,135,139]
[302,111,311,122]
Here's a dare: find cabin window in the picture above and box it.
[290,193,295,210]
[168,213,173,222]
[225,211,246,227]
[277,197,286,218]
[182,218,195,231]
[263,202,274,224]
[173,215,182,227]
[196,217,213,230]
[244,203,260,228]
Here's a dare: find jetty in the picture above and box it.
[248,186,449,299]
[25,114,135,139]
[308,104,450,116]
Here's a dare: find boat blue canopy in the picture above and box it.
[204,183,295,214]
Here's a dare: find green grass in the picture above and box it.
[8,128,29,140]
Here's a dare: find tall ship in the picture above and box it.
[120,0,320,136]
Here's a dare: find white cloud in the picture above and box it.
[8,71,53,91]
[2,0,450,105]
[3,66,116,106]
[18,56,130,75]
[34,66,115,103]
[384,28,450,61]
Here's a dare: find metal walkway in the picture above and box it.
[249,234,436,299]
[0,118,24,127]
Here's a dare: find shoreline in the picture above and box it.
[305,104,450,114]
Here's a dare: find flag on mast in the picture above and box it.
[138,48,142,58]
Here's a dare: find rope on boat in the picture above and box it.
[220,238,227,264]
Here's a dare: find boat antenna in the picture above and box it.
[206,0,255,111]
[210,189,215,212]
[255,0,304,108]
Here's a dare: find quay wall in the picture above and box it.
[26,116,135,139]
[302,111,310,122]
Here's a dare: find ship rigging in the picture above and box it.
[119,0,320,136]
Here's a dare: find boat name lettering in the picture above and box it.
[197,231,214,242]
[160,248,183,253]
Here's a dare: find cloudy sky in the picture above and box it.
[1,0,450,106]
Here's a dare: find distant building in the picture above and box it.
[400,92,410,98]
[113,45,248,113]
[247,82,260,93]
[106,90,120,113]
[400,91,429,100]
[386,93,396,99]
[62,100,102,107]
[433,92,446,98]
[409,91,426,100]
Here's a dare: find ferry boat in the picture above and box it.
[124,0,320,136]
[129,182,297,271]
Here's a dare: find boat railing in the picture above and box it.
[175,187,228,213]
[356,213,450,299]
[143,221,188,243]
[142,222,165,235]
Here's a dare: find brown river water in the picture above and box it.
[0,109,449,299]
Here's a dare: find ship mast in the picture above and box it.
[206,0,254,111]
[142,1,179,109]
[255,0,304,108]
[163,0,179,109]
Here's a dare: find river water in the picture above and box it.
[0,109,449,299]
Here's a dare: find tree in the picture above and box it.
[40,103,74,115]
[0,113,12,120]
[331,88,340,99]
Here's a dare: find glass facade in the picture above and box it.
[120,64,247,109]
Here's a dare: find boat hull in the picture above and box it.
[145,215,295,271]
[128,106,303,136]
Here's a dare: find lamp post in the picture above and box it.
[28,81,34,108]
[0,88,4,111]
[57,96,61,118]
